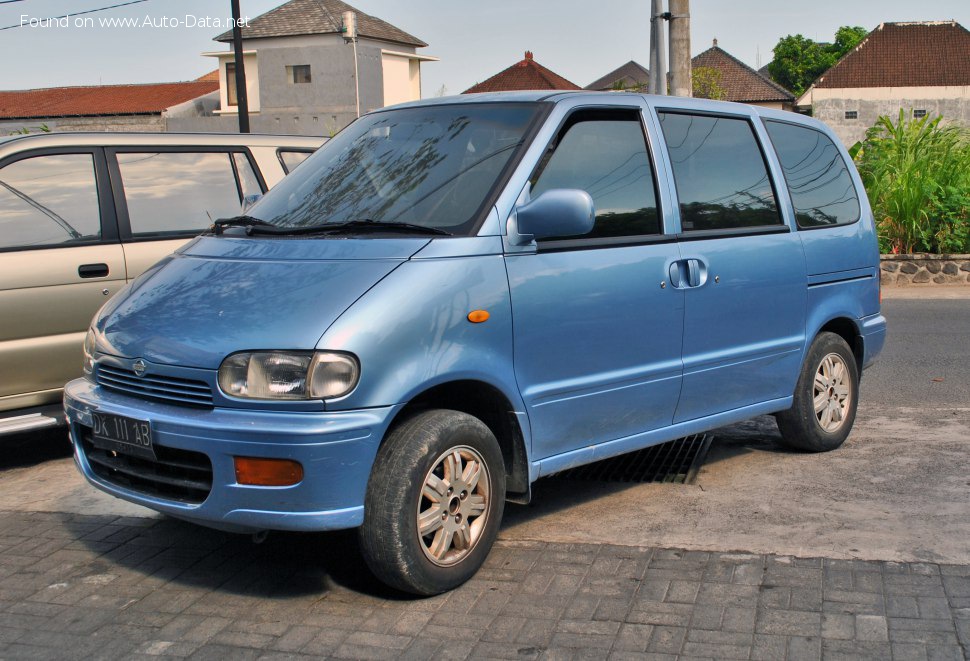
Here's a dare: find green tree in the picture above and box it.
[692,66,726,100]
[766,26,867,96]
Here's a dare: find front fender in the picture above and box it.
[319,254,525,415]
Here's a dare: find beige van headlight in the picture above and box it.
[218,351,359,400]
[82,327,96,375]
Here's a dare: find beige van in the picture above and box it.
[0,132,321,434]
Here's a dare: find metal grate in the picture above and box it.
[96,364,213,408]
[551,434,713,485]
[79,426,213,504]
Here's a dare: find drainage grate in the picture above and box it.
[551,434,713,485]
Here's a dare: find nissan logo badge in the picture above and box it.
[132,359,147,377]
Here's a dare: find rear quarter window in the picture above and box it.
[764,121,860,228]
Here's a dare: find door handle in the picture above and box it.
[78,263,109,278]
[669,259,708,288]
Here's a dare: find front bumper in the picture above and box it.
[64,378,399,533]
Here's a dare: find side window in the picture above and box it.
[764,121,860,228]
[117,152,243,237]
[531,109,660,239]
[278,150,312,174]
[232,152,262,199]
[658,112,781,232]
[0,153,101,250]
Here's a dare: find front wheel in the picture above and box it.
[776,332,859,452]
[359,409,505,595]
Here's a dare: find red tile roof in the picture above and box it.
[195,70,221,83]
[814,21,970,88]
[0,81,219,121]
[464,52,581,94]
[691,42,794,103]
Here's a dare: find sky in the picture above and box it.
[1,0,968,95]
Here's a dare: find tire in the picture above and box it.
[776,332,859,452]
[359,409,506,595]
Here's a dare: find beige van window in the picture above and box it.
[117,152,243,237]
[0,153,101,250]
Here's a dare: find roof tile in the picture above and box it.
[814,21,970,88]
[463,52,581,94]
[215,0,426,47]
[585,61,650,91]
[691,44,794,103]
[0,81,218,120]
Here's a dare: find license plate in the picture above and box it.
[91,412,155,460]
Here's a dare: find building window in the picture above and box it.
[913,109,927,118]
[844,110,858,120]
[226,62,237,106]
[287,65,311,84]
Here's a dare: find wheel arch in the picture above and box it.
[384,379,532,503]
[816,316,864,373]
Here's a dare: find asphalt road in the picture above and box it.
[862,297,970,409]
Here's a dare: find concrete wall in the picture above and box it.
[0,114,164,134]
[806,86,970,146]
[170,35,415,137]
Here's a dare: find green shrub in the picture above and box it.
[854,110,970,254]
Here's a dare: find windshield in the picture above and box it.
[247,103,543,236]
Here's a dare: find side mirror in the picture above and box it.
[242,193,263,212]
[509,189,595,245]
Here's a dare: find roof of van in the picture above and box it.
[0,132,323,151]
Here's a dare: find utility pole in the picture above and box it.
[668,0,691,97]
[230,0,250,132]
[648,0,667,95]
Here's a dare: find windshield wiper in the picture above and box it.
[245,219,453,237]
[211,215,275,235]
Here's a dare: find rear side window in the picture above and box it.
[117,152,243,237]
[278,149,312,174]
[658,112,781,232]
[0,153,101,250]
[531,109,660,239]
[764,121,860,228]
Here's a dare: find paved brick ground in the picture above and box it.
[0,511,967,660]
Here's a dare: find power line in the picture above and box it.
[0,0,149,31]
[0,1,31,5]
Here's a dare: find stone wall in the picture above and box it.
[881,254,970,285]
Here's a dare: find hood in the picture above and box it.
[98,236,429,368]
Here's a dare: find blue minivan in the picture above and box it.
[65,92,886,595]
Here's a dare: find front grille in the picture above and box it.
[79,427,213,504]
[96,364,213,408]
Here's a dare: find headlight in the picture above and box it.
[218,351,359,400]
[82,327,96,374]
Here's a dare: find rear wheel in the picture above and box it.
[359,409,505,595]
[776,332,859,452]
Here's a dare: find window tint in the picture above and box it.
[532,111,659,239]
[765,121,860,228]
[118,152,242,236]
[658,112,781,232]
[279,150,311,174]
[0,153,101,250]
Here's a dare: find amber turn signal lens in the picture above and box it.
[467,310,490,323]
[234,457,304,486]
